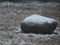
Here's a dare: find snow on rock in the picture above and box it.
[23,14,57,24]
[21,14,57,34]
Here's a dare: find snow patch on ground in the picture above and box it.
[13,26,21,33]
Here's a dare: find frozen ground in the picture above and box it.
[0,2,60,45]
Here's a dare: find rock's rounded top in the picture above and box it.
[23,14,57,24]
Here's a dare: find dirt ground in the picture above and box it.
[0,2,60,45]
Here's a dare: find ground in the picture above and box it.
[0,2,60,45]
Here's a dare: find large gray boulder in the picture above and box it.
[21,14,57,34]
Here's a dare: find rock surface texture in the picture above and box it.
[21,14,57,34]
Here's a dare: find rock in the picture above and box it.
[21,14,57,34]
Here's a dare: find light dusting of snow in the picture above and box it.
[23,14,57,24]
[19,41,25,45]
[22,33,58,41]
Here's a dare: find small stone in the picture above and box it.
[21,14,57,34]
